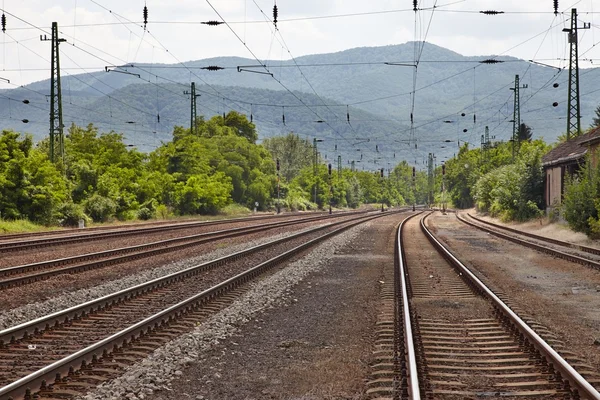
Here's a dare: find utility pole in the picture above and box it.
[564,8,590,139]
[427,153,434,207]
[510,75,527,161]
[412,166,416,212]
[481,125,490,164]
[380,168,385,212]
[276,158,281,214]
[351,160,355,172]
[442,163,446,213]
[183,82,200,134]
[328,163,333,214]
[41,22,66,163]
[337,155,342,179]
[313,138,323,207]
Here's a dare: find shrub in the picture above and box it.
[562,160,597,235]
[155,204,171,220]
[137,207,155,220]
[58,202,89,227]
[84,194,117,222]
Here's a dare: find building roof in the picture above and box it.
[542,126,600,168]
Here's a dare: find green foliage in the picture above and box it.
[562,155,599,236]
[473,140,548,221]
[84,194,117,222]
[262,133,314,183]
[173,173,232,215]
[592,104,600,128]
[57,202,88,227]
[517,123,533,142]
[0,219,47,233]
[219,203,252,216]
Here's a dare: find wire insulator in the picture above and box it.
[143,5,148,30]
[1,13,6,33]
[157,114,160,123]
[554,0,558,15]
[346,105,350,123]
[202,66,225,71]
[202,20,224,25]
[480,10,504,15]
[413,0,418,11]
[273,4,278,27]
[479,59,503,64]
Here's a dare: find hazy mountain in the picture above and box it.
[1,41,599,166]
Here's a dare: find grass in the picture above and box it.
[0,219,53,234]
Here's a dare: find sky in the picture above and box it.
[0,0,599,90]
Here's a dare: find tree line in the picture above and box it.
[0,111,429,227]
[4,108,600,237]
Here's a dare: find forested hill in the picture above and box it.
[1,41,599,159]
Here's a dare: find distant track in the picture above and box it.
[0,212,362,289]
[457,212,600,270]
[0,211,359,253]
[0,210,392,400]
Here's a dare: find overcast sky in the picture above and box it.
[0,0,599,90]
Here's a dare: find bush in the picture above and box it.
[155,204,172,220]
[84,194,117,222]
[58,202,89,227]
[219,203,251,216]
[137,207,155,220]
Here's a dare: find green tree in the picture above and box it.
[517,123,533,142]
[592,104,600,128]
[262,133,314,183]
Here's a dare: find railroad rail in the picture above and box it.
[465,212,600,255]
[0,210,391,400]
[0,210,364,253]
[379,212,600,399]
[0,212,359,289]
[456,212,600,270]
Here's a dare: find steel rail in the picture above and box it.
[397,213,421,399]
[0,210,363,253]
[422,213,600,400]
[0,213,343,284]
[466,212,600,256]
[0,211,391,346]
[0,211,389,400]
[456,213,600,270]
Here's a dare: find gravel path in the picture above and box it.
[0,225,324,331]
[76,220,372,400]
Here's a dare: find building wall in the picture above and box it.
[545,166,563,209]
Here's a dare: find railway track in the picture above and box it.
[0,211,359,253]
[0,210,390,400]
[367,212,600,399]
[0,212,360,290]
[456,212,600,269]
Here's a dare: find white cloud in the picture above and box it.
[0,0,598,89]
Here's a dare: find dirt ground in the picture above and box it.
[147,215,400,400]
[430,211,600,381]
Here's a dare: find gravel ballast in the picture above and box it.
[0,226,325,331]
[76,216,393,400]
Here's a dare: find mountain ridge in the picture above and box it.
[1,41,599,166]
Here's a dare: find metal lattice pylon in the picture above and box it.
[42,22,66,163]
[566,8,582,139]
[184,82,200,134]
[427,153,434,206]
[512,75,520,160]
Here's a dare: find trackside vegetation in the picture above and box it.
[3,110,600,237]
[0,112,428,227]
